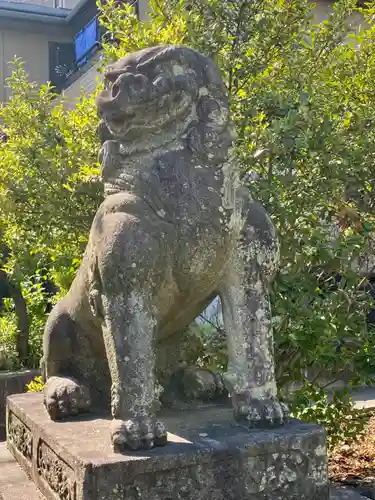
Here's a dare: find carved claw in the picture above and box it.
[110,418,168,452]
[44,376,91,421]
[233,395,290,428]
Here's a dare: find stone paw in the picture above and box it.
[233,395,290,428]
[110,417,168,452]
[44,376,91,421]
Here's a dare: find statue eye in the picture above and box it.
[153,76,171,93]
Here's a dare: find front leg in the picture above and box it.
[219,202,289,427]
[101,291,167,451]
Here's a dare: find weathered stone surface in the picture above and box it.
[6,393,328,500]
[41,44,289,451]
[330,485,370,499]
[0,369,39,441]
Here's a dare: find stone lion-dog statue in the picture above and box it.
[41,45,289,451]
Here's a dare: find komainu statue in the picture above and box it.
[41,45,289,451]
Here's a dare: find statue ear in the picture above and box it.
[196,96,229,126]
[186,122,233,163]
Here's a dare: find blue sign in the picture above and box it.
[74,17,99,64]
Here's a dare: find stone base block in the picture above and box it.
[2,441,365,500]
[6,393,329,500]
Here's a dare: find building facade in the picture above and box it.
[0,0,148,104]
[1,0,80,8]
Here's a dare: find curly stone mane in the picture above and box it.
[96,45,236,195]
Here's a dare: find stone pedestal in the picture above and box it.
[4,393,329,500]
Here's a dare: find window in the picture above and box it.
[48,42,75,92]
[74,16,100,68]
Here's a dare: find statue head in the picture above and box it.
[96,45,235,163]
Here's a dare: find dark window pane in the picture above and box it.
[48,42,75,92]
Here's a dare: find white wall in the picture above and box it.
[0,28,71,102]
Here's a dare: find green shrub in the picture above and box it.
[0,62,102,366]
[291,385,370,449]
[0,305,19,371]
[0,61,101,288]
[26,376,45,393]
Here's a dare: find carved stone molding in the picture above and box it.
[7,410,32,461]
[37,439,76,500]
[108,465,212,500]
